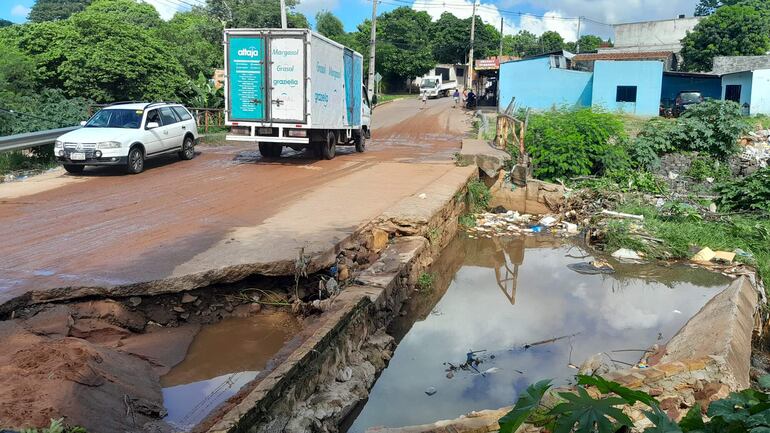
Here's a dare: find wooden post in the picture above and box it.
[204,110,209,133]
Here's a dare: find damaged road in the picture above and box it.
[0,98,468,313]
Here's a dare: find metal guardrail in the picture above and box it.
[0,126,80,153]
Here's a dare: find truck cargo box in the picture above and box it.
[224,28,371,159]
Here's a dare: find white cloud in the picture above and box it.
[11,4,31,17]
[296,0,340,18]
[503,0,699,29]
[412,0,578,41]
[143,0,186,20]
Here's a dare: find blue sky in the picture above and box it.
[2,0,700,41]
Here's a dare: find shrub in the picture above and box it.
[525,108,629,181]
[631,100,748,168]
[716,167,770,212]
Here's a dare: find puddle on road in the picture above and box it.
[160,311,301,431]
[347,234,728,432]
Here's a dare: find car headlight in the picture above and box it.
[54,140,63,149]
[96,141,122,149]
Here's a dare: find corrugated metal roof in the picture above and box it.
[572,51,674,61]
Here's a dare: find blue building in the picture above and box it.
[590,60,663,116]
[721,69,770,115]
[498,53,726,117]
[497,52,592,111]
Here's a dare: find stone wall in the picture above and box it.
[713,56,770,75]
[202,168,477,433]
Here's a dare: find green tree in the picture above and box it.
[158,10,223,78]
[15,0,188,102]
[182,72,224,108]
[206,0,308,28]
[430,12,501,64]
[537,31,564,53]
[28,0,92,22]
[316,10,345,40]
[502,30,538,57]
[0,19,13,27]
[358,7,435,87]
[695,0,742,15]
[681,1,770,71]
[574,34,605,52]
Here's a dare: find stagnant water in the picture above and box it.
[347,234,729,432]
[160,311,301,431]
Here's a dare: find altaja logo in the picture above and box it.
[238,47,260,58]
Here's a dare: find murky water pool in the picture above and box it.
[347,234,728,432]
[160,311,301,431]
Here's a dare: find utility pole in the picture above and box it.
[280,0,287,28]
[498,17,503,59]
[575,16,582,53]
[467,0,476,89]
[367,0,378,102]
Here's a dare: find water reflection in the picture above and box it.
[160,312,301,431]
[348,235,728,432]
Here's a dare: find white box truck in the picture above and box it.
[419,75,457,98]
[224,28,372,159]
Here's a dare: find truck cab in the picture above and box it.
[419,75,455,98]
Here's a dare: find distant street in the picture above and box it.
[0,97,471,308]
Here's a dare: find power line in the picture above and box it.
[370,0,613,26]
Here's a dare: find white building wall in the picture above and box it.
[601,17,702,53]
[750,69,770,115]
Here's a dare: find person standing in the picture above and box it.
[452,89,460,108]
[420,91,427,109]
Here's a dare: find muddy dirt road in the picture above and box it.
[0,97,471,311]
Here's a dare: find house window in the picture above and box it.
[725,85,742,103]
[616,86,638,103]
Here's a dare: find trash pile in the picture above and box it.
[465,211,579,238]
[739,130,770,171]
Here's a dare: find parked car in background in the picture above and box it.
[672,90,704,117]
[54,102,200,174]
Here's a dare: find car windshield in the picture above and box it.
[85,109,143,129]
[679,92,702,104]
[420,79,438,89]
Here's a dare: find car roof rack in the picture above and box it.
[106,101,145,107]
[145,101,179,109]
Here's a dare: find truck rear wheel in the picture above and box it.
[259,143,283,158]
[321,131,336,160]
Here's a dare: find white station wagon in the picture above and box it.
[55,102,200,174]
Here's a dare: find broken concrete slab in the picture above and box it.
[456,138,511,178]
[659,276,758,390]
[488,172,565,215]
[364,407,513,433]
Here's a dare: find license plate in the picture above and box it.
[258,128,273,135]
[70,152,85,161]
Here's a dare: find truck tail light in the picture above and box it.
[288,130,307,138]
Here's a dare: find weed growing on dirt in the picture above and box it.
[571,170,668,195]
[606,200,770,281]
[0,147,58,176]
[685,153,731,182]
[427,227,441,245]
[459,214,476,228]
[20,418,87,433]
[416,272,435,292]
[466,179,490,213]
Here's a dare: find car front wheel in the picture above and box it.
[126,146,144,174]
[179,136,195,160]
